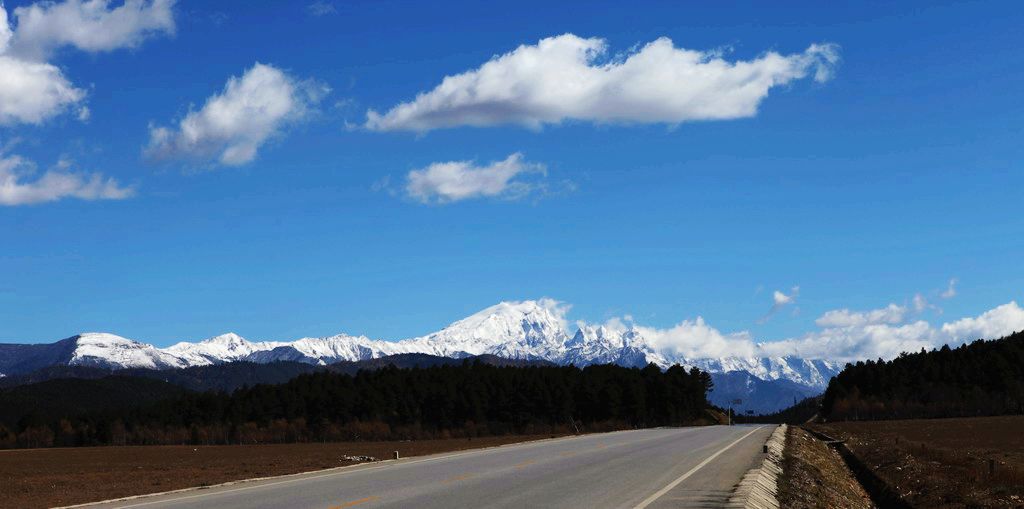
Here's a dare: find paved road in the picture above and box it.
[84,425,773,509]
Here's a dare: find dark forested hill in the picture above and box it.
[822,330,1024,420]
[0,377,187,426]
[0,362,322,392]
[0,354,555,392]
[0,362,713,449]
[0,337,79,376]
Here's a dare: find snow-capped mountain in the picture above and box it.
[0,300,843,399]
[68,333,187,370]
[563,324,667,368]
[684,356,840,390]
[399,300,572,360]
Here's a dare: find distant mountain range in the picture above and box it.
[0,300,841,413]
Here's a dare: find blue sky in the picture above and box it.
[2,0,1023,357]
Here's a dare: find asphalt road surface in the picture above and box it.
[83,425,774,509]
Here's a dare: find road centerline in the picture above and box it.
[328,496,378,508]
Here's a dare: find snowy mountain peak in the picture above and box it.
[409,299,571,359]
[165,332,269,365]
[201,332,248,346]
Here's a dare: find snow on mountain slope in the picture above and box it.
[563,325,667,368]
[9,300,843,395]
[70,333,186,370]
[165,333,282,366]
[684,356,841,389]
[397,299,572,360]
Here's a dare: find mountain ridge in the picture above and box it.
[0,300,842,412]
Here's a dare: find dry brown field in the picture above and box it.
[818,415,1024,508]
[0,434,566,509]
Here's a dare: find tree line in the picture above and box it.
[822,330,1024,421]
[0,361,714,448]
[734,396,821,425]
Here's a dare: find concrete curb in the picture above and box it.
[725,424,786,509]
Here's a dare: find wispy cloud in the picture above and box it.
[759,286,799,323]
[403,152,553,204]
[0,153,134,206]
[815,303,906,328]
[306,1,336,16]
[941,278,958,299]
[366,34,839,132]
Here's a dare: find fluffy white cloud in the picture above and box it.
[760,320,937,362]
[366,34,839,132]
[583,300,1024,363]
[7,0,175,60]
[635,318,758,360]
[0,154,133,205]
[405,152,546,203]
[815,303,906,328]
[940,302,1024,342]
[145,63,328,167]
[0,0,175,126]
[0,55,85,125]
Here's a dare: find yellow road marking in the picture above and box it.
[514,459,535,469]
[559,451,576,457]
[329,496,379,508]
[596,443,607,449]
[442,473,474,484]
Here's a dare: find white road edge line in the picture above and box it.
[631,426,765,509]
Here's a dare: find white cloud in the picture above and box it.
[940,301,1024,342]
[0,55,85,125]
[774,289,796,306]
[7,0,175,60]
[941,278,957,299]
[145,63,328,167]
[815,303,906,328]
[759,286,799,323]
[365,34,839,132]
[404,152,547,204]
[583,299,1024,363]
[0,0,175,126]
[0,153,133,205]
[760,320,937,362]
[636,318,758,359]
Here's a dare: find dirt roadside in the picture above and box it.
[0,434,570,509]
[779,426,874,509]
